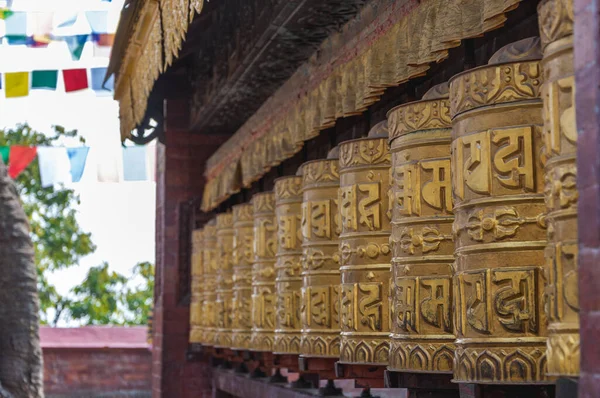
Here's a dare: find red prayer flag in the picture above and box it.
[63,69,88,92]
[8,146,37,178]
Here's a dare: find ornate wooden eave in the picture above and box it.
[111,0,204,140]
[201,0,526,211]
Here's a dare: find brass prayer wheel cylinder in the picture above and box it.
[250,192,278,351]
[231,203,254,350]
[274,176,304,354]
[538,0,579,378]
[387,84,455,373]
[189,228,204,343]
[300,157,341,358]
[450,38,549,384]
[215,212,234,348]
[338,124,392,365]
[201,218,218,345]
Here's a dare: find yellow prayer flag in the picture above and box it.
[5,72,29,98]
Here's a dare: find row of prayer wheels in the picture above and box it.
[190,4,578,385]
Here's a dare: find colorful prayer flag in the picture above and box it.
[123,146,148,181]
[85,11,108,33]
[37,147,72,187]
[91,67,112,91]
[8,146,37,178]
[32,70,58,90]
[5,35,28,45]
[62,69,88,92]
[0,9,14,20]
[65,34,89,61]
[4,11,27,36]
[0,147,9,165]
[5,72,29,98]
[67,147,89,182]
[95,33,115,47]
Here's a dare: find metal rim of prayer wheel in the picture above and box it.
[215,212,235,348]
[300,157,342,358]
[538,0,579,377]
[250,192,278,352]
[201,218,218,346]
[337,129,392,366]
[190,228,205,344]
[386,83,456,374]
[449,38,550,384]
[231,203,254,350]
[273,175,304,355]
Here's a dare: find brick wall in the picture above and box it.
[44,348,151,397]
[40,327,151,397]
[575,0,600,396]
[153,98,228,398]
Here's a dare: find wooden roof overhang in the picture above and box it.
[109,0,527,211]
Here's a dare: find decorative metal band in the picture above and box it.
[301,159,340,187]
[538,0,574,50]
[233,202,254,223]
[300,158,341,358]
[201,219,218,345]
[253,191,276,214]
[274,176,303,354]
[388,96,455,373]
[275,175,303,202]
[189,228,205,344]
[539,4,579,376]
[339,137,391,168]
[387,98,452,141]
[449,61,543,118]
[251,192,277,351]
[338,137,391,365]
[451,50,549,383]
[215,213,234,348]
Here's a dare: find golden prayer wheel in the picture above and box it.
[450,38,549,384]
[231,203,254,350]
[215,213,234,348]
[338,122,392,365]
[250,192,278,351]
[189,228,204,343]
[387,83,455,373]
[538,0,579,377]
[201,218,218,345]
[300,153,341,358]
[274,176,304,354]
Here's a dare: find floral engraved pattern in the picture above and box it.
[339,138,391,168]
[302,160,339,185]
[450,61,543,117]
[388,99,452,140]
[538,0,574,48]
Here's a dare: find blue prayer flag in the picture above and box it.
[91,67,113,91]
[67,147,89,182]
[122,146,148,181]
[4,12,27,36]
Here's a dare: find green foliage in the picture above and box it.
[0,123,154,326]
[65,261,155,326]
[0,124,95,324]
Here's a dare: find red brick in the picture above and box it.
[43,347,151,395]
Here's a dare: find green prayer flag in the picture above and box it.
[0,147,9,165]
[32,70,58,90]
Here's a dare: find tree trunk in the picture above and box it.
[0,160,43,397]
